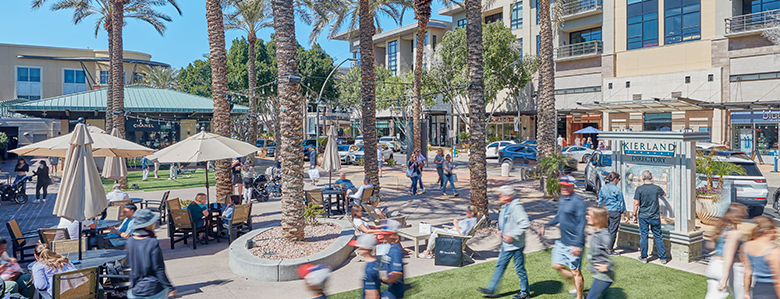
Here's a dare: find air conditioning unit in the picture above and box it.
[632,94,642,101]
[671,91,682,98]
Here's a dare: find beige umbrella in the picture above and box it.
[10,130,154,158]
[320,125,341,186]
[147,131,259,202]
[101,128,128,181]
[87,126,105,134]
[52,123,108,260]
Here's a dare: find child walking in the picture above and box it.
[586,207,615,299]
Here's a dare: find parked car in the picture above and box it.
[336,138,348,145]
[562,146,595,163]
[486,141,517,159]
[379,136,402,152]
[499,145,577,172]
[348,144,393,164]
[696,142,729,151]
[354,136,364,146]
[256,139,276,157]
[338,145,353,164]
[520,140,537,146]
[585,150,768,218]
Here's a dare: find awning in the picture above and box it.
[700,100,780,110]
[576,97,711,113]
[17,55,170,68]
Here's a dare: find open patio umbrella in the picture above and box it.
[573,126,602,134]
[52,122,108,260]
[10,130,154,158]
[101,127,128,181]
[320,125,341,187]
[146,130,259,203]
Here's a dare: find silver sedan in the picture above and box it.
[562,146,595,163]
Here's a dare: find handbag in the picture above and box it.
[452,173,458,182]
[406,167,414,178]
[434,237,463,267]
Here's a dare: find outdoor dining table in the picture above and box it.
[92,220,121,232]
[320,187,346,215]
[27,249,127,271]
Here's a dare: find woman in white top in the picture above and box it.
[351,206,379,234]
[419,205,479,259]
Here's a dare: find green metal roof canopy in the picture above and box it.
[9,85,249,115]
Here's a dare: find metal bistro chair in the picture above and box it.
[220,204,252,244]
[50,238,87,255]
[6,219,38,263]
[142,190,170,224]
[168,209,206,250]
[38,228,70,247]
[305,190,330,217]
[35,267,100,299]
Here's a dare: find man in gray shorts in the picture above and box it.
[539,176,587,299]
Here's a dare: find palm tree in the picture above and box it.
[303,0,410,192]
[412,0,431,152]
[463,0,488,217]
[225,0,271,163]
[537,0,555,160]
[206,0,234,202]
[142,66,180,90]
[31,0,181,131]
[272,0,305,241]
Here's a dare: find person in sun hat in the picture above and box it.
[297,264,332,299]
[350,234,396,299]
[125,209,176,299]
[538,175,587,299]
[376,220,406,298]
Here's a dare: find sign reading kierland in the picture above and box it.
[622,142,676,164]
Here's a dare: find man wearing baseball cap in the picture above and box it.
[377,220,405,298]
[350,235,396,299]
[539,175,587,299]
[297,264,331,299]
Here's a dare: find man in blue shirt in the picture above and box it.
[141,157,149,181]
[109,204,137,239]
[478,186,531,299]
[540,176,587,299]
[334,172,357,193]
[377,220,405,298]
[350,234,396,299]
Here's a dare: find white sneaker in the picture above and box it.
[32,200,39,203]
[418,252,433,259]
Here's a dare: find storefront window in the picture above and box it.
[755,123,778,156]
[732,124,753,155]
[644,112,672,131]
[125,120,180,149]
[376,121,390,138]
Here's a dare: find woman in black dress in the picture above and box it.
[32,160,51,203]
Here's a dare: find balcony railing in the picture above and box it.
[725,8,780,35]
[561,0,602,18]
[554,40,603,60]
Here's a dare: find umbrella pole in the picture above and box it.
[205,166,210,205]
[78,222,82,261]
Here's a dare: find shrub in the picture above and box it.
[304,203,323,225]
[387,158,397,167]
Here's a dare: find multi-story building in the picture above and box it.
[438,0,780,159]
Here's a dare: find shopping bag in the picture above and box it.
[419,222,432,235]
[452,173,458,182]
[308,168,320,179]
[434,237,463,267]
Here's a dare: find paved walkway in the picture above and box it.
[0,157,709,298]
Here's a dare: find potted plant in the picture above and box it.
[695,152,746,224]
[538,152,570,200]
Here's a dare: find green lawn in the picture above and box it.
[101,169,215,193]
[328,249,707,299]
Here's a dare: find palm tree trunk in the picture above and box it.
[206,0,233,202]
[537,0,556,160]
[359,0,380,192]
[247,32,258,166]
[412,0,431,153]
[111,0,126,139]
[465,0,488,218]
[272,0,305,241]
[105,25,114,130]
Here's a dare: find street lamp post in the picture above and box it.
[315,57,357,152]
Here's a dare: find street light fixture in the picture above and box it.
[314,57,357,153]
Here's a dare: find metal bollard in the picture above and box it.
[501,162,511,177]
[774,156,778,173]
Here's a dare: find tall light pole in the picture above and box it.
[315,57,357,152]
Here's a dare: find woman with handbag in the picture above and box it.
[441,154,458,197]
[407,155,422,196]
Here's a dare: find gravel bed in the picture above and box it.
[249,222,341,260]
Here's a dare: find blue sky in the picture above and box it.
[0,1,449,69]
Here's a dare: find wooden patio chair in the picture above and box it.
[166,198,182,211]
[360,187,374,203]
[38,228,70,247]
[437,215,487,259]
[50,238,87,255]
[109,199,131,207]
[104,206,121,221]
[220,204,252,244]
[168,209,206,250]
[35,267,100,299]
[6,219,38,263]
[305,190,330,217]
[360,203,406,227]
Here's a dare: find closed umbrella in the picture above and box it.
[320,125,341,186]
[52,123,108,260]
[102,128,128,181]
[147,130,259,203]
[10,130,154,158]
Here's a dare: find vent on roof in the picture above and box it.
[671,91,682,98]
[632,94,642,101]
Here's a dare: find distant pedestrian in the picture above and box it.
[377,146,384,178]
[478,186,530,299]
[741,216,780,299]
[407,155,422,196]
[584,137,592,149]
[232,158,243,193]
[441,154,458,197]
[297,264,331,299]
[540,176,586,299]
[434,149,445,190]
[598,141,606,150]
[308,147,319,186]
[141,157,150,181]
[632,170,668,264]
[152,157,160,179]
[241,163,256,204]
[413,148,426,194]
[557,135,564,148]
[13,158,29,195]
[597,172,626,255]
[126,209,176,299]
[48,156,59,176]
[585,207,615,299]
[574,137,581,147]
[706,203,747,299]
[32,160,51,204]
[168,162,178,180]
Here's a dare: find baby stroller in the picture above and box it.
[264,174,282,198]
[251,175,270,202]
[0,175,30,204]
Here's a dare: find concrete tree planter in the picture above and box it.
[228,218,355,281]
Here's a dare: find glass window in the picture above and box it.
[744,0,780,14]
[432,35,437,49]
[63,69,87,95]
[536,0,540,24]
[569,27,602,44]
[755,123,778,156]
[519,38,523,58]
[732,124,754,155]
[643,112,672,131]
[387,41,398,76]
[664,0,700,44]
[457,19,467,28]
[627,0,658,50]
[536,35,540,55]
[16,67,41,100]
[511,2,523,29]
[100,71,109,84]
[485,12,503,23]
